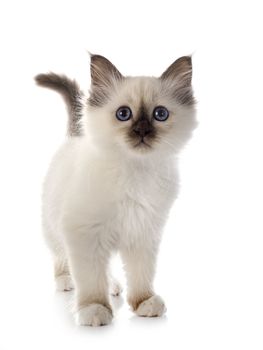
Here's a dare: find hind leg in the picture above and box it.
[109,275,123,297]
[43,224,74,292]
[54,256,74,292]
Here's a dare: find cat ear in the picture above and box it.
[90,54,123,87]
[160,56,194,105]
[89,54,123,106]
[161,56,192,86]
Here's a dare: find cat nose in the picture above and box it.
[133,119,152,137]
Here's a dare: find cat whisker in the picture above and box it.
[160,138,177,152]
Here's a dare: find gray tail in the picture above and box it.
[35,72,84,136]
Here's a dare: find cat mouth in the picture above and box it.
[134,138,151,148]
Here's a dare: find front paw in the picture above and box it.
[75,304,113,327]
[136,295,166,317]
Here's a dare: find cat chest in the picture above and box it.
[110,177,174,244]
[115,172,175,225]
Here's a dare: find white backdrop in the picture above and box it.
[0,1,262,349]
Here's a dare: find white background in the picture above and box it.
[0,0,262,349]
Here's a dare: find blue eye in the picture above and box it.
[116,106,132,121]
[153,106,169,121]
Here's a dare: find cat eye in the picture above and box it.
[153,106,169,121]
[116,106,132,121]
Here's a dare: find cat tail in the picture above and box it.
[35,73,84,136]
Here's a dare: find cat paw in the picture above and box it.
[55,275,74,292]
[110,278,123,297]
[76,304,113,327]
[136,295,166,317]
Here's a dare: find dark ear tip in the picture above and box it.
[179,55,192,67]
[187,55,192,65]
[89,53,97,59]
[160,55,193,83]
[90,54,108,64]
[186,55,192,63]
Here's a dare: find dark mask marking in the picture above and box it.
[127,106,157,147]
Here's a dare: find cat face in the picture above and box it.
[85,55,197,157]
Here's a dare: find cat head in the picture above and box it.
[84,54,197,157]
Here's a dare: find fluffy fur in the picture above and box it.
[35,73,83,136]
[37,54,197,326]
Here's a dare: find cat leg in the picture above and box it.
[109,274,123,297]
[54,256,74,292]
[120,242,166,317]
[42,224,74,292]
[108,255,123,296]
[63,226,113,326]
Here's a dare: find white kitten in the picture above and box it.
[35,54,197,326]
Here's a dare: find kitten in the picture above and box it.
[35,54,197,327]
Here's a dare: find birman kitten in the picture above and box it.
[35,54,197,326]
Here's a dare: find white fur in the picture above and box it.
[76,304,113,327]
[55,275,74,292]
[42,74,196,326]
[136,295,166,317]
[109,276,123,296]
